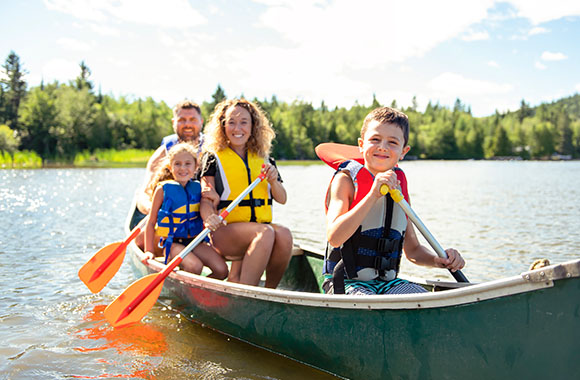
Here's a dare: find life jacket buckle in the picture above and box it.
[373,256,397,271]
[377,237,399,253]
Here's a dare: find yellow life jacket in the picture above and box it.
[214,147,272,223]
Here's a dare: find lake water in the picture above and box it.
[1,161,579,379]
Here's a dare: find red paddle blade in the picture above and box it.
[104,273,164,328]
[315,143,363,169]
[78,242,127,293]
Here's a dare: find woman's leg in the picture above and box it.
[228,260,242,283]
[265,224,293,288]
[210,222,274,286]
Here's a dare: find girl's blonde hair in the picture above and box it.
[148,142,198,196]
[202,98,275,157]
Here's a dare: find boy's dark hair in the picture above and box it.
[173,99,202,118]
[361,107,409,146]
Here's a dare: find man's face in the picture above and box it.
[173,108,203,142]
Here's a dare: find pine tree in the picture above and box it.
[1,51,27,129]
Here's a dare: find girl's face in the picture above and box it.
[224,105,252,150]
[170,151,196,185]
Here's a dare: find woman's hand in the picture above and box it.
[201,185,220,204]
[205,213,226,231]
[262,163,279,183]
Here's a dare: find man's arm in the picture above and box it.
[136,146,166,215]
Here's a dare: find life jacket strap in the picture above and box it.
[218,198,273,210]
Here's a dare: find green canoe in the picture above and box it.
[126,206,580,380]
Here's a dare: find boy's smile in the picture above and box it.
[358,121,410,175]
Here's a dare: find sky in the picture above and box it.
[1,0,580,117]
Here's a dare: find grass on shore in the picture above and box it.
[1,149,322,169]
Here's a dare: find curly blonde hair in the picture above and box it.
[202,98,275,158]
[148,142,198,197]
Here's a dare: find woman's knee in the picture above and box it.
[274,225,293,248]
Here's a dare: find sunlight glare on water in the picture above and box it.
[1,161,579,379]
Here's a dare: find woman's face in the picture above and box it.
[224,105,252,150]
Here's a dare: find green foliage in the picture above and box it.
[0,149,41,168]
[1,51,27,129]
[0,124,20,164]
[5,51,580,164]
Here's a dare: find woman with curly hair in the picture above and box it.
[200,99,293,287]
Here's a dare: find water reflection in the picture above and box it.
[72,304,167,379]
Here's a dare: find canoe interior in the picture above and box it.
[127,207,467,293]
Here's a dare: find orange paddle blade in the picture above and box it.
[78,242,127,293]
[315,143,363,169]
[104,273,164,328]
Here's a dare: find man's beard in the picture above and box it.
[177,130,199,143]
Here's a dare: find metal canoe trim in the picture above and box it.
[521,259,580,283]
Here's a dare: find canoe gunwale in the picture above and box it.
[127,239,571,311]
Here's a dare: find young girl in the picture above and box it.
[145,142,228,279]
[199,98,293,287]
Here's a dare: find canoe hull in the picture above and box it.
[126,208,580,379]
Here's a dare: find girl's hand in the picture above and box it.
[202,186,220,204]
[205,213,226,231]
[261,163,279,183]
[434,248,465,272]
[370,170,399,198]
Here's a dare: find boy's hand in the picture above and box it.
[261,163,279,183]
[371,170,400,198]
[205,213,226,231]
[434,248,465,272]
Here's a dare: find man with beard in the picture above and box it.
[136,100,204,215]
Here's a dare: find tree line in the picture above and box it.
[1,51,580,164]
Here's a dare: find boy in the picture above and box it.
[324,106,465,295]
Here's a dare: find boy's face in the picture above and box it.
[358,120,410,175]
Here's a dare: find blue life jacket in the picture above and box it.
[161,133,204,154]
[155,180,203,263]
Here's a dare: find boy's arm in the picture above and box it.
[144,186,163,253]
[402,196,465,271]
[326,172,378,247]
[327,169,404,247]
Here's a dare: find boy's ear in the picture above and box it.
[400,145,411,160]
[358,137,363,151]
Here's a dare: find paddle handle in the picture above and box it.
[380,185,469,283]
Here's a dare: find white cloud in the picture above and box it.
[576,83,580,93]
[528,26,549,35]
[255,0,494,70]
[41,58,81,83]
[541,51,567,61]
[88,23,120,36]
[429,72,513,95]
[535,61,547,70]
[57,37,91,51]
[506,0,580,24]
[488,60,500,68]
[462,30,490,41]
[44,0,206,28]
